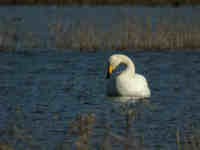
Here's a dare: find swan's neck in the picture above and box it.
[120,56,135,76]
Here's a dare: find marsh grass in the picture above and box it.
[0,20,18,51]
[1,108,200,150]
[176,123,200,150]
[66,107,148,150]
[0,105,40,150]
[0,32,17,51]
[1,17,200,51]
[53,22,200,51]
[0,141,15,150]
[69,113,96,150]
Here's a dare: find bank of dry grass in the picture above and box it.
[1,20,200,51]
[54,22,200,51]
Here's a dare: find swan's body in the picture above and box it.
[106,54,151,98]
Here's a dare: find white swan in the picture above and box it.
[106,54,151,98]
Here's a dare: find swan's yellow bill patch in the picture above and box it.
[108,65,112,74]
[106,64,113,79]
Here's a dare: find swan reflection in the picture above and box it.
[107,96,150,116]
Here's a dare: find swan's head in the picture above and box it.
[106,54,134,79]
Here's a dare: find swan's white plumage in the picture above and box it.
[106,54,151,98]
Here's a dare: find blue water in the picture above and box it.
[0,50,200,149]
[0,6,200,43]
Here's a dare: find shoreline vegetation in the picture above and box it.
[0,0,200,6]
[1,110,200,150]
[1,21,200,51]
[55,23,200,51]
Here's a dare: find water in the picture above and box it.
[1,6,200,27]
[0,6,200,42]
[0,50,200,149]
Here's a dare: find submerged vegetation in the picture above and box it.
[0,0,200,5]
[0,102,199,150]
[1,107,200,150]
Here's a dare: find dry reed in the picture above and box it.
[1,18,200,51]
[1,109,200,150]
[53,22,200,51]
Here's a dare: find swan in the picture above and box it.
[106,54,151,98]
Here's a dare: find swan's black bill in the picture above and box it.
[106,70,110,79]
[106,64,112,79]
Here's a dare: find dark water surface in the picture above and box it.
[0,6,200,37]
[1,6,200,25]
[0,50,200,149]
